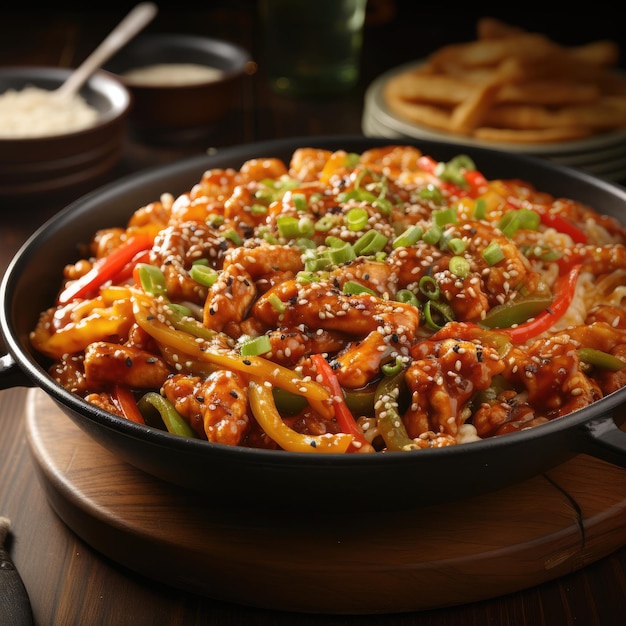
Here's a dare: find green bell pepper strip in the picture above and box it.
[138,392,195,438]
[374,369,417,452]
[480,291,554,331]
[577,348,626,371]
[58,232,155,304]
[310,353,374,452]
[502,264,581,344]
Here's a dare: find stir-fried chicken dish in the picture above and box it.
[30,145,626,453]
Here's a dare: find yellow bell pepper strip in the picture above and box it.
[248,379,352,453]
[131,290,331,409]
[502,264,581,344]
[138,392,195,438]
[113,385,146,424]
[374,369,418,452]
[310,353,374,452]
[58,232,155,304]
[30,296,135,360]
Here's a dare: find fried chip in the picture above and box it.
[383,18,626,143]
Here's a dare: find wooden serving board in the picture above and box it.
[24,388,626,615]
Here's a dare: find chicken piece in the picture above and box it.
[162,370,250,445]
[203,263,257,337]
[288,148,333,182]
[253,279,420,345]
[83,342,171,391]
[405,337,505,438]
[150,220,229,304]
[332,331,396,389]
[222,243,304,280]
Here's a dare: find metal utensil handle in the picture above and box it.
[55,2,158,99]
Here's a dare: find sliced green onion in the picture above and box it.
[422,224,442,246]
[419,275,440,300]
[315,215,338,232]
[189,263,219,287]
[418,184,443,203]
[381,356,404,376]
[433,207,458,227]
[223,229,243,246]
[304,250,332,272]
[296,270,322,284]
[449,255,470,278]
[436,154,476,188]
[206,214,224,227]
[292,193,308,212]
[423,300,455,330]
[345,152,360,168]
[292,237,316,250]
[393,225,423,249]
[473,198,487,220]
[276,215,314,238]
[396,289,419,306]
[337,188,377,204]
[447,237,467,254]
[343,281,377,296]
[240,334,272,356]
[346,207,369,231]
[137,264,167,297]
[482,241,505,266]
[327,242,356,265]
[250,203,268,215]
[372,197,392,215]
[353,230,388,256]
[268,293,287,313]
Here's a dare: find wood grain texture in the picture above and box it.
[24,388,626,615]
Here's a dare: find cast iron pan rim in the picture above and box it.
[3,134,626,466]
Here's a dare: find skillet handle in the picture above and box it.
[0,354,34,391]
[579,417,626,468]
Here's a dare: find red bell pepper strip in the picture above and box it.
[417,155,438,174]
[506,196,587,244]
[310,354,373,453]
[114,249,152,284]
[113,385,146,424]
[503,264,581,344]
[417,155,485,198]
[57,232,155,304]
[535,210,587,244]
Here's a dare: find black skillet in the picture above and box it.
[2,135,626,510]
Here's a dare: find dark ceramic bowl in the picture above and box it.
[104,33,254,141]
[2,135,626,512]
[0,66,130,199]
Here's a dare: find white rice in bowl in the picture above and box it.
[0,85,100,138]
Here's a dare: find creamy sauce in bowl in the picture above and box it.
[122,63,224,86]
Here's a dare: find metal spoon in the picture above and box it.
[54,2,158,100]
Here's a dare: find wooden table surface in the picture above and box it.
[1,3,626,625]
